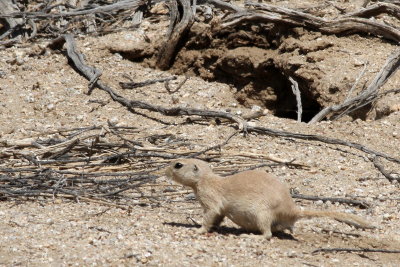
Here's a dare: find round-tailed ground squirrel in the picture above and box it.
[165,158,374,239]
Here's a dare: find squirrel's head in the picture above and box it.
[165,158,212,188]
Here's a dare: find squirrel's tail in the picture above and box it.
[297,209,375,229]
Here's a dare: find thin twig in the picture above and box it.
[313,248,400,254]
[165,75,189,94]
[120,76,177,89]
[189,131,238,158]
[157,0,194,70]
[235,2,400,43]
[48,34,247,131]
[372,156,400,182]
[309,48,400,123]
[0,0,146,19]
[248,126,400,164]
[292,193,370,209]
[345,62,368,101]
[223,162,289,176]
[289,76,302,122]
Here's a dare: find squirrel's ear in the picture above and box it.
[193,165,198,172]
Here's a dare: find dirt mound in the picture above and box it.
[173,22,398,121]
[107,17,399,122]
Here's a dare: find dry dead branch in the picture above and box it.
[120,76,177,89]
[165,75,189,94]
[0,0,145,20]
[0,0,146,42]
[0,125,165,203]
[289,76,302,122]
[0,0,24,43]
[49,34,247,131]
[313,247,400,254]
[157,0,195,70]
[221,2,400,43]
[372,156,400,182]
[344,2,400,19]
[291,194,370,209]
[48,33,400,168]
[0,123,305,205]
[248,126,400,164]
[201,0,244,12]
[345,62,369,101]
[309,48,400,123]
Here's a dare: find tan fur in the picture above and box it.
[165,158,374,239]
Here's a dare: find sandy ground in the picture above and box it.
[1,0,400,266]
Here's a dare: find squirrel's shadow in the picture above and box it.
[163,222,297,240]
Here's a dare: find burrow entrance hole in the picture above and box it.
[143,22,323,122]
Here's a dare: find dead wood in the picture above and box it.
[165,75,189,94]
[49,34,400,167]
[0,131,160,203]
[0,124,304,205]
[344,2,400,19]
[49,34,247,130]
[189,131,238,158]
[0,0,146,20]
[156,0,195,70]
[0,0,146,41]
[221,2,400,43]
[201,0,244,12]
[222,161,304,176]
[345,62,368,101]
[378,87,400,96]
[49,35,101,90]
[247,126,400,164]
[46,34,400,204]
[39,193,134,210]
[363,0,372,8]
[0,0,24,41]
[291,194,370,209]
[46,139,80,160]
[313,248,400,254]
[289,76,302,122]
[165,0,179,38]
[309,48,400,123]
[320,229,361,237]
[0,121,397,207]
[120,76,177,89]
[372,156,400,182]
[19,151,177,166]
[0,37,20,47]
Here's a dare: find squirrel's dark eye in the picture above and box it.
[194,165,198,171]
[174,162,183,169]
